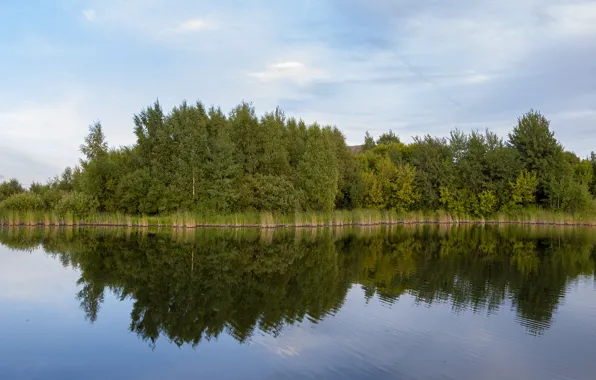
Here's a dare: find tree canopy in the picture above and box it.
[1,102,594,216]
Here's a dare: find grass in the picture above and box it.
[1,208,596,228]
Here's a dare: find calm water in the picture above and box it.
[1,226,595,380]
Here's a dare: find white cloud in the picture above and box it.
[250,61,326,85]
[462,72,492,85]
[272,62,304,70]
[0,99,89,182]
[170,18,214,33]
[82,9,97,22]
[547,2,596,37]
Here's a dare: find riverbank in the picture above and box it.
[1,209,596,228]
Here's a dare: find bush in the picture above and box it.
[237,174,298,213]
[0,179,25,202]
[0,192,45,211]
[41,188,67,209]
[55,192,99,217]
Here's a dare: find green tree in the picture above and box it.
[376,130,400,145]
[507,110,564,201]
[297,125,339,211]
[363,131,376,152]
[259,107,292,177]
[0,178,24,202]
[229,101,261,175]
[409,135,454,210]
[80,121,108,164]
[508,170,539,209]
[330,127,363,209]
[205,107,240,212]
[0,192,44,211]
[237,174,297,212]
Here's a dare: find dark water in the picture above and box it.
[1,226,595,380]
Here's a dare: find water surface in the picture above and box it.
[1,226,595,379]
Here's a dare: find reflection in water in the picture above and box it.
[1,225,595,347]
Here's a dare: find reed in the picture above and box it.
[1,208,596,229]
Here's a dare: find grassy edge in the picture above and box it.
[0,209,595,228]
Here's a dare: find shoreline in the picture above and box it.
[3,219,596,229]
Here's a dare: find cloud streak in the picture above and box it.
[82,9,97,22]
[169,18,215,33]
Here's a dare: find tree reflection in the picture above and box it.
[1,225,595,344]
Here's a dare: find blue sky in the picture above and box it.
[1,0,596,184]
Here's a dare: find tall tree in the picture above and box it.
[363,131,376,152]
[80,121,108,165]
[507,110,564,201]
[409,135,454,210]
[205,107,240,212]
[297,125,339,211]
[229,101,261,175]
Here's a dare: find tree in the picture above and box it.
[0,178,24,202]
[297,125,339,211]
[80,121,108,165]
[508,170,539,209]
[205,107,240,212]
[376,130,400,145]
[451,129,520,209]
[363,131,376,152]
[378,159,419,212]
[237,174,297,212]
[409,135,454,210]
[229,101,261,175]
[285,118,308,173]
[361,170,384,209]
[507,110,564,201]
[329,127,362,209]
[259,107,292,177]
[49,167,78,192]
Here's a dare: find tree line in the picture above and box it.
[1,100,595,216]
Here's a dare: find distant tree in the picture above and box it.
[0,178,25,202]
[363,131,376,152]
[376,130,400,145]
[80,121,108,165]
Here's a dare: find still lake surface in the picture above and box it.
[0,225,595,380]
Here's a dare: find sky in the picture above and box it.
[1,0,596,184]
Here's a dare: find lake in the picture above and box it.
[0,225,595,380]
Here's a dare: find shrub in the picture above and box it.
[0,192,45,211]
[237,174,298,213]
[55,192,99,217]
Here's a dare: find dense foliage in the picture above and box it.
[1,103,595,216]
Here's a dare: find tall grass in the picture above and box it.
[1,208,596,228]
